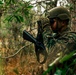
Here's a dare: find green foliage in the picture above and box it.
[42,65,54,75]
[43,51,76,75]
[4,0,17,5]
[54,69,62,75]
[4,15,13,22]
[66,3,74,11]
[59,51,75,63]
[14,15,24,23]
[2,0,33,24]
[0,0,3,5]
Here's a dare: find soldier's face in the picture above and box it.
[50,18,67,33]
[50,19,57,33]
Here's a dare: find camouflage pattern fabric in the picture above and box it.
[43,27,76,74]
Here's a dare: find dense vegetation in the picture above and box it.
[0,0,76,75]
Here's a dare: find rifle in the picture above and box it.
[23,20,48,64]
[23,30,45,50]
[23,30,47,64]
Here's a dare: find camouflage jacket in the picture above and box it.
[43,27,76,67]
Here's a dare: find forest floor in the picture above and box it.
[3,53,44,75]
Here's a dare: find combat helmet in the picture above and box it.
[48,6,71,20]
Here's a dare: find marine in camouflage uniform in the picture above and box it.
[42,6,76,75]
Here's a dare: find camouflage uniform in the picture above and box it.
[42,26,76,75]
[45,28,76,62]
